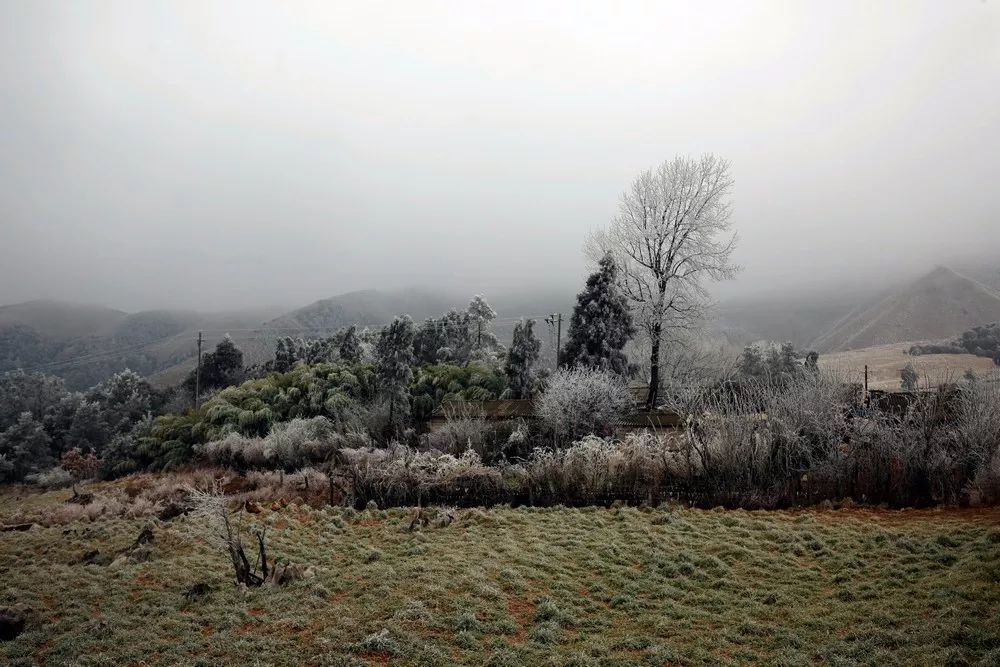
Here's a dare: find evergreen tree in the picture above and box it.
[561,253,635,375]
[376,316,416,431]
[439,309,473,364]
[413,318,448,365]
[804,351,819,373]
[467,295,501,361]
[900,363,919,391]
[339,326,362,364]
[0,411,53,480]
[737,344,765,378]
[505,319,542,399]
[90,368,152,432]
[274,337,299,372]
[184,334,245,396]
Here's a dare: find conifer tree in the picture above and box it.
[505,319,542,399]
[0,412,52,480]
[376,316,416,431]
[339,326,362,364]
[561,253,635,375]
[274,337,298,372]
[467,295,500,361]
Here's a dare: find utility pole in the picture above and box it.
[863,364,868,406]
[195,331,203,409]
[545,313,563,368]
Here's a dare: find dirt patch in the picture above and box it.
[505,597,536,643]
[800,506,1000,526]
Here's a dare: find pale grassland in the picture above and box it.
[819,342,997,391]
[1,484,998,666]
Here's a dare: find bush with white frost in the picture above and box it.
[536,367,632,443]
[25,466,74,489]
[198,416,348,469]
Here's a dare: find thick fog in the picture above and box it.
[1,1,998,312]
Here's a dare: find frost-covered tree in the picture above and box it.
[900,363,919,391]
[804,351,819,372]
[90,368,152,432]
[438,310,473,364]
[561,253,635,375]
[67,399,110,454]
[0,370,66,431]
[185,334,245,396]
[274,337,300,372]
[591,155,738,409]
[467,295,502,361]
[504,319,542,399]
[0,454,13,483]
[0,411,53,481]
[376,316,416,430]
[536,367,632,444]
[413,318,448,366]
[339,326,363,364]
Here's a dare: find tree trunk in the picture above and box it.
[646,325,662,410]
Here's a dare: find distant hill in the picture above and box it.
[0,287,570,390]
[0,302,285,389]
[714,291,866,350]
[266,288,463,332]
[810,266,1000,353]
[0,300,127,340]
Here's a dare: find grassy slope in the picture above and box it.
[819,342,998,390]
[1,493,998,666]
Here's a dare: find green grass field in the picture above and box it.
[2,488,999,666]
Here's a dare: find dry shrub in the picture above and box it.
[24,467,74,489]
[341,444,505,508]
[522,433,685,506]
[198,417,345,470]
[422,417,524,463]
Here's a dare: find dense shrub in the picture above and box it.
[410,362,508,421]
[910,323,1000,364]
[668,371,1000,507]
[341,445,506,507]
[24,466,74,489]
[422,416,528,463]
[200,362,377,438]
[198,417,352,470]
[536,367,632,444]
[521,433,685,505]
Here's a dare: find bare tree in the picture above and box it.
[591,155,738,409]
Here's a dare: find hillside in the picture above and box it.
[714,291,865,349]
[810,266,1000,353]
[265,288,466,332]
[0,300,126,340]
[2,483,998,666]
[0,302,285,389]
[818,341,998,390]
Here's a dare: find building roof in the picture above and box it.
[431,399,537,420]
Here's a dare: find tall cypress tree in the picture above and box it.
[339,326,362,364]
[376,316,416,432]
[561,253,635,376]
[505,319,541,399]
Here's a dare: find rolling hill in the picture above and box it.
[0,302,285,389]
[810,266,1000,353]
[265,288,463,332]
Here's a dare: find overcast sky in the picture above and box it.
[1,0,998,312]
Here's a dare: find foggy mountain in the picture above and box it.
[5,261,1000,390]
[810,266,1000,353]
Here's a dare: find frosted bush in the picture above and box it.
[536,367,632,443]
[198,417,340,469]
[25,466,74,489]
